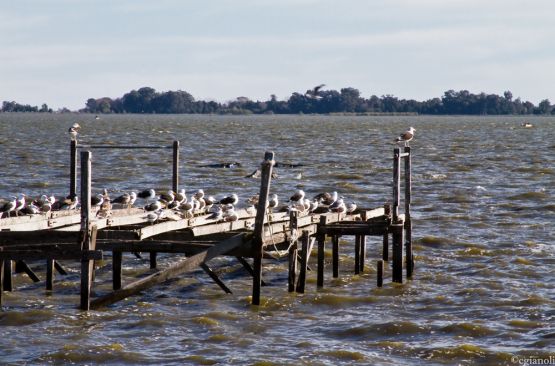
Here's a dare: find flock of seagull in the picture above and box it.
[0,124,416,223]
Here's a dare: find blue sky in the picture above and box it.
[1,0,554,110]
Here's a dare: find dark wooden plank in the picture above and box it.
[359,235,366,273]
[0,250,101,261]
[80,150,94,311]
[70,139,77,197]
[3,260,12,291]
[90,233,246,309]
[404,146,413,278]
[113,251,122,290]
[200,263,232,294]
[0,260,3,306]
[54,261,68,275]
[391,223,403,283]
[252,151,275,306]
[377,260,384,287]
[149,252,157,269]
[332,235,339,278]
[354,235,360,275]
[296,232,314,294]
[317,232,325,288]
[46,259,54,291]
[16,260,40,282]
[288,243,297,293]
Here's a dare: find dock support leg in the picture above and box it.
[200,263,232,294]
[296,232,314,294]
[383,231,389,262]
[288,243,297,292]
[149,252,157,269]
[16,261,40,282]
[377,260,384,287]
[113,251,122,290]
[354,235,361,275]
[392,223,403,283]
[0,260,3,306]
[46,259,54,291]
[359,235,366,273]
[317,234,325,288]
[405,219,413,278]
[332,235,339,278]
[54,261,68,275]
[3,260,13,291]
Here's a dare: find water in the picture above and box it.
[0,114,553,365]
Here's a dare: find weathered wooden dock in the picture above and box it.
[0,143,413,310]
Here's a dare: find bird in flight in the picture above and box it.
[305,84,326,99]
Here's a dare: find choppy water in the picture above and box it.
[0,114,553,365]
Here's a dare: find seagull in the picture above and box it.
[395,127,416,147]
[68,122,81,141]
[138,189,156,200]
[0,197,17,218]
[329,198,346,213]
[174,189,186,204]
[13,194,26,216]
[313,191,338,206]
[91,193,104,208]
[268,194,279,211]
[112,192,130,206]
[289,189,305,203]
[21,203,40,215]
[308,199,319,213]
[159,190,175,205]
[346,202,357,214]
[193,189,205,200]
[223,207,238,222]
[144,200,162,212]
[219,193,238,205]
[204,195,216,209]
[208,205,223,220]
[60,194,79,210]
[305,84,326,99]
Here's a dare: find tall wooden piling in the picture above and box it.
[288,243,297,292]
[70,140,77,197]
[252,151,275,305]
[393,148,401,222]
[79,150,97,310]
[377,260,384,287]
[46,260,54,291]
[359,235,366,273]
[296,231,313,293]
[354,235,361,275]
[172,140,179,193]
[404,146,413,278]
[317,216,326,288]
[391,223,404,283]
[113,251,122,290]
[383,203,391,261]
[0,260,3,306]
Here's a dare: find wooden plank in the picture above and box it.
[359,235,366,273]
[393,147,401,222]
[377,260,384,287]
[296,231,314,293]
[391,223,403,283]
[200,263,232,294]
[0,249,102,261]
[46,259,54,291]
[149,252,157,269]
[54,261,68,275]
[0,260,3,306]
[3,260,12,291]
[191,218,255,237]
[332,235,339,278]
[288,242,297,292]
[172,140,179,193]
[252,151,275,306]
[70,139,77,197]
[15,260,40,282]
[354,235,360,275]
[113,251,122,290]
[90,233,247,309]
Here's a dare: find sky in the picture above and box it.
[1,0,554,110]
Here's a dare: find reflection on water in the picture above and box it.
[0,114,554,365]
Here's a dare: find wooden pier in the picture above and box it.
[0,144,413,310]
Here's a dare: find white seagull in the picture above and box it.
[395,127,416,147]
[68,122,81,141]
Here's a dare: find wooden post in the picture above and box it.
[252,151,275,305]
[113,251,122,290]
[383,203,391,262]
[15,261,40,282]
[0,260,3,306]
[377,260,384,287]
[54,261,68,275]
[200,263,232,294]
[172,140,179,193]
[296,231,312,293]
[149,252,157,269]
[359,235,366,273]
[391,223,403,283]
[79,150,96,310]
[46,260,54,291]
[317,228,325,288]
[70,140,77,197]
[354,235,361,275]
[404,146,413,278]
[393,148,401,222]
[288,243,297,292]
[332,235,339,278]
[3,260,12,291]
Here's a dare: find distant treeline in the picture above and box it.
[2,87,553,115]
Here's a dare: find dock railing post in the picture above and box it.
[391,223,404,283]
[252,151,275,305]
[70,140,77,197]
[79,150,97,310]
[316,216,326,288]
[172,140,179,193]
[404,146,413,278]
[393,147,401,222]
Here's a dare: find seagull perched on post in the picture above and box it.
[68,122,81,141]
[395,127,416,147]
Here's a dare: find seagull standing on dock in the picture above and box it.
[138,189,156,201]
[395,127,416,147]
[329,198,346,213]
[0,197,17,218]
[68,122,81,141]
[314,191,337,206]
[13,194,26,216]
[219,193,239,206]
[289,189,305,203]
